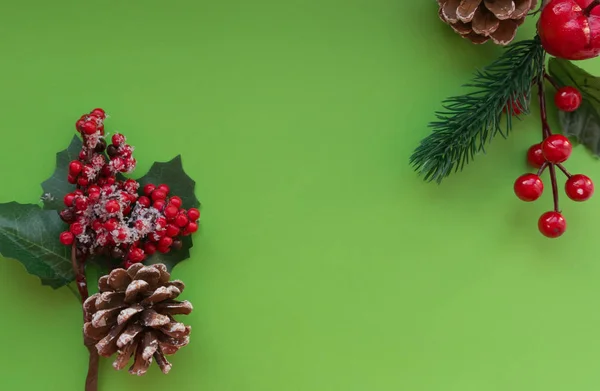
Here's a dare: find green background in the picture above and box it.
[1,1,600,390]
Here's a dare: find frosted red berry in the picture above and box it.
[112,133,125,146]
[514,174,544,202]
[59,231,74,245]
[90,108,106,118]
[538,211,567,238]
[104,219,118,232]
[70,222,84,236]
[69,160,83,175]
[187,208,200,221]
[565,174,594,201]
[542,134,572,163]
[105,199,120,213]
[554,86,582,112]
[137,196,151,208]
[144,242,157,255]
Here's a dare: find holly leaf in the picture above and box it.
[0,202,74,288]
[548,58,600,156]
[136,155,200,270]
[136,155,200,209]
[40,135,81,210]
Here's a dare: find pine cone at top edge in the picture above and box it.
[83,263,193,376]
[437,0,539,45]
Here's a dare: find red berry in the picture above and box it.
[74,197,88,211]
[82,121,97,135]
[503,97,525,116]
[164,205,178,219]
[88,185,101,194]
[538,211,567,238]
[137,196,151,208]
[92,220,103,232]
[165,224,180,237]
[186,222,198,234]
[106,177,116,185]
[538,0,600,61]
[555,86,582,112]
[542,134,572,163]
[69,160,83,175]
[153,199,167,211]
[77,176,89,187]
[128,247,145,262]
[157,184,170,194]
[168,196,182,208]
[105,200,120,213]
[144,242,157,255]
[175,213,189,227]
[187,208,200,221]
[101,165,112,177]
[112,133,125,146]
[514,174,544,202]
[59,231,74,245]
[76,119,85,131]
[67,175,77,184]
[90,108,106,118]
[124,260,135,269]
[123,206,132,215]
[157,245,171,254]
[565,174,594,201]
[88,192,100,202]
[151,189,167,201]
[70,222,84,236]
[104,219,118,232]
[111,157,125,171]
[116,228,128,241]
[156,217,167,228]
[159,237,173,248]
[135,220,145,231]
[79,150,87,160]
[124,179,138,193]
[63,193,76,207]
[143,184,156,196]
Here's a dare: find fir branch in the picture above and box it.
[410,37,546,183]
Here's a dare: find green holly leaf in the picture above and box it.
[548,58,600,156]
[0,202,74,288]
[40,135,81,210]
[136,155,200,270]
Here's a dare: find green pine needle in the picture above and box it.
[410,36,546,184]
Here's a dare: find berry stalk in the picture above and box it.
[537,77,561,212]
[584,0,600,16]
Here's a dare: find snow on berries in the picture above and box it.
[59,109,200,266]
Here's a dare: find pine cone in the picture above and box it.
[437,0,538,45]
[83,263,193,376]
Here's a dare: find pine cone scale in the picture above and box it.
[83,263,193,376]
[457,0,482,23]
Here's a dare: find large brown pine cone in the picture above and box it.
[437,0,538,45]
[83,263,193,376]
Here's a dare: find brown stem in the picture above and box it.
[71,243,98,391]
[556,163,572,178]
[548,164,561,212]
[538,76,561,212]
[537,162,549,176]
[544,72,560,90]
[584,0,600,16]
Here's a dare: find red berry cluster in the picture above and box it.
[513,86,593,238]
[60,109,200,268]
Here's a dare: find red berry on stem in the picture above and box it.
[105,199,120,213]
[565,174,594,201]
[175,213,189,227]
[137,196,151,208]
[538,0,600,60]
[538,211,567,238]
[542,134,572,163]
[514,174,544,202]
[143,184,156,196]
[70,222,84,236]
[59,231,74,245]
[69,160,83,175]
[168,196,182,208]
[555,86,582,112]
[164,205,178,219]
[187,208,200,221]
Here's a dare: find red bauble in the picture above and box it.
[555,86,583,112]
[514,174,544,201]
[538,211,567,238]
[527,143,546,168]
[538,0,600,60]
[565,174,595,201]
[542,134,572,163]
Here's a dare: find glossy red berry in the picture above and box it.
[164,205,178,219]
[165,224,180,237]
[538,211,567,238]
[91,220,103,232]
[538,0,600,60]
[514,174,544,202]
[105,199,120,213]
[81,121,97,135]
[77,176,89,187]
[76,119,85,131]
[69,160,83,175]
[156,217,167,229]
[143,184,156,196]
[137,196,151,208]
[90,108,106,118]
[70,222,84,236]
[526,143,546,168]
[63,193,76,207]
[143,242,157,255]
[112,133,125,146]
[168,196,182,208]
[157,245,171,254]
[67,175,77,184]
[128,247,145,262]
[159,237,173,249]
[542,134,572,163]
[104,219,118,232]
[151,189,167,201]
[88,185,101,194]
[59,231,74,245]
[555,86,582,112]
[74,197,88,211]
[186,222,198,234]
[565,174,594,201]
[157,184,170,194]
[175,213,189,227]
[153,199,167,211]
[187,208,200,221]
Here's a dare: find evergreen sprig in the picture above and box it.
[410,37,546,183]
